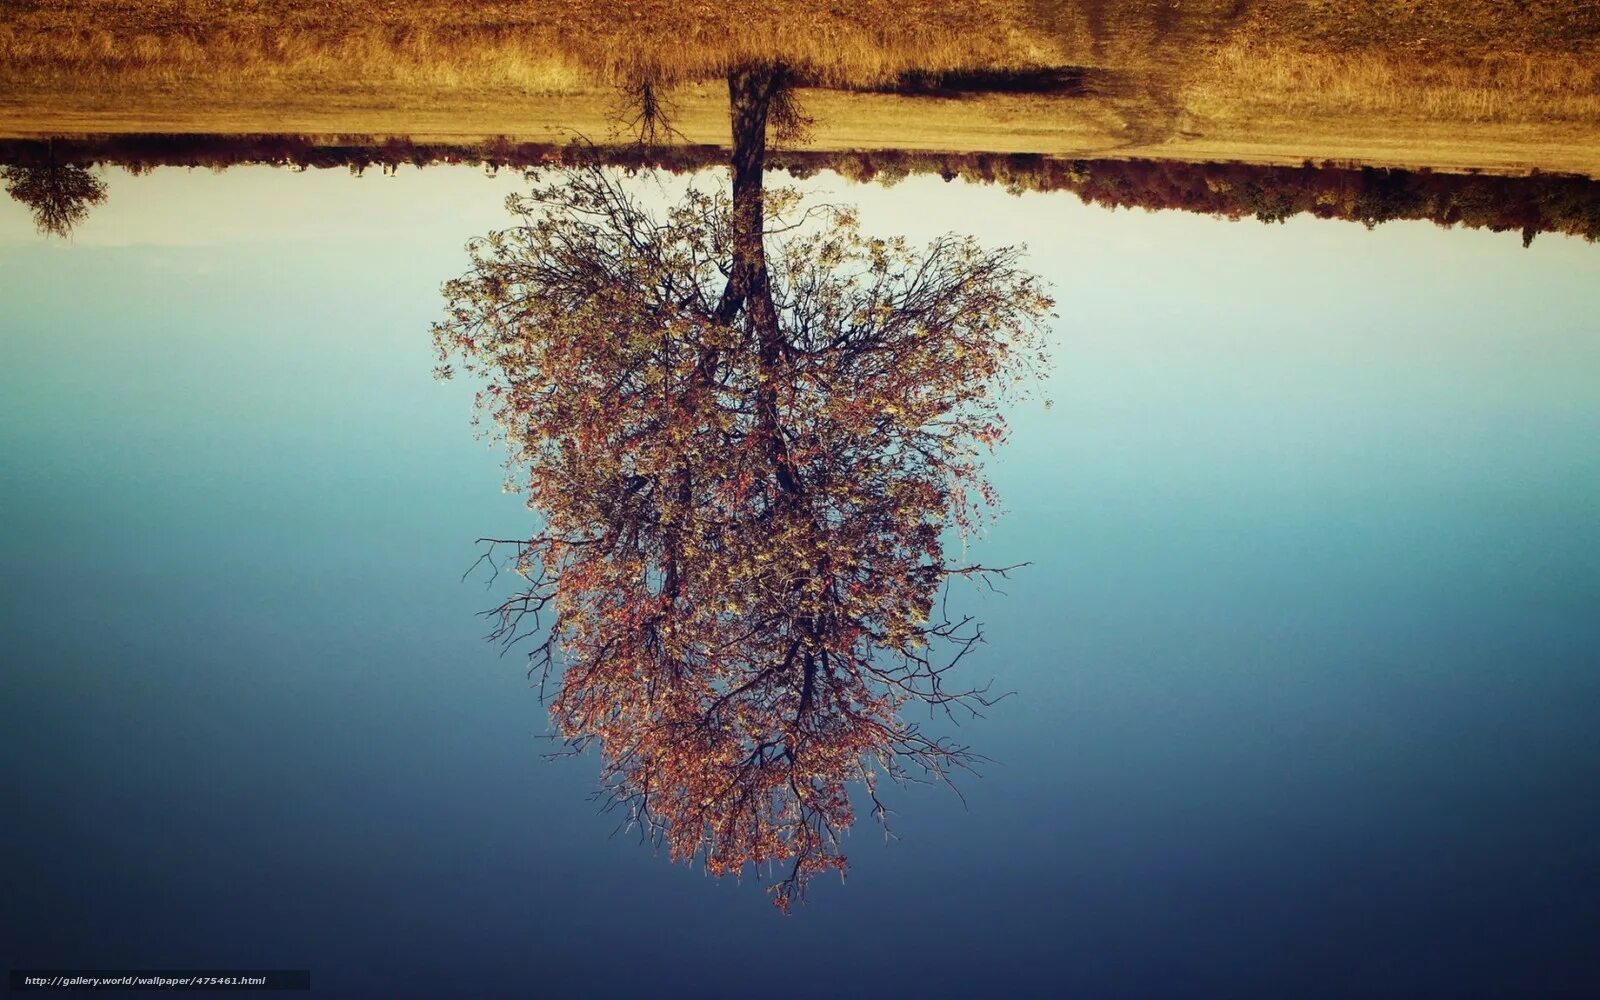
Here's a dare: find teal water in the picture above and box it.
[3,166,1599,997]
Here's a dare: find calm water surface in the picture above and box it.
[3,166,1598,997]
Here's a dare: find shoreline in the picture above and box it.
[7,134,1598,245]
[5,86,1599,179]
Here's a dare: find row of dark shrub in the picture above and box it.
[4,134,1596,244]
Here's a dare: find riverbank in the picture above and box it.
[5,0,1599,175]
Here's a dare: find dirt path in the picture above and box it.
[4,72,1598,178]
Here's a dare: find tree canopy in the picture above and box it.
[433,67,1052,909]
[2,163,107,238]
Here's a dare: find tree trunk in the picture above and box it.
[726,65,801,498]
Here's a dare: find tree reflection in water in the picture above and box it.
[2,163,107,238]
[433,65,1053,909]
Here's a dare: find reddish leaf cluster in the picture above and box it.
[434,73,1051,908]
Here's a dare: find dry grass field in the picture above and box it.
[3,0,1599,173]
[0,0,1054,90]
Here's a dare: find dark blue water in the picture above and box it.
[3,168,1598,997]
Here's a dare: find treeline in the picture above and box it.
[778,150,1600,245]
[3,135,1597,244]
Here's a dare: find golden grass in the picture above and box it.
[3,0,1599,172]
[1244,0,1600,54]
[1188,42,1600,124]
[0,0,1057,93]
[10,0,1598,93]
[0,24,590,93]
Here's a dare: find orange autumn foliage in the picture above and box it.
[433,72,1052,909]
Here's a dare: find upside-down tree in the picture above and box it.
[433,64,1053,910]
[2,163,107,238]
